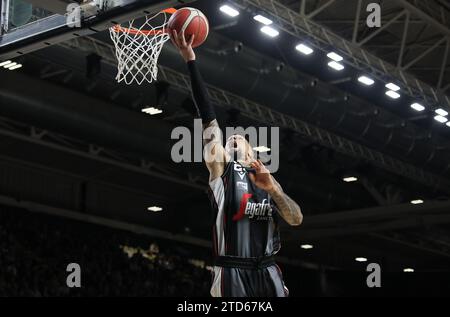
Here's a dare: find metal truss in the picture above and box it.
[59,36,450,193]
[0,193,211,247]
[372,232,450,259]
[286,200,450,242]
[233,0,450,110]
[395,0,450,36]
[0,115,207,191]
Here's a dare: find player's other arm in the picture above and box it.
[269,178,303,226]
[172,30,229,181]
[249,160,303,226]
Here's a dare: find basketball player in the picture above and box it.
[172,30,303,297]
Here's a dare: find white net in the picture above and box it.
[109,11,171,85]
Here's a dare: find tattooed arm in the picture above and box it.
[268,178,303,226]
[249,160,303,226]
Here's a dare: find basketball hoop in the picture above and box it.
[109,8,176,85]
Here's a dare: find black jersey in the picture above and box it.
[208,161,288,297]
[209,161,281,258]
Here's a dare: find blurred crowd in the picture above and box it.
[0,205,211,297]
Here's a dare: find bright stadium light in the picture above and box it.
[260,26,279,37]
[219,5,240,17]
[435,108,448,116]
[447,122,450,128]
[410,103,425,112]
[147,206,163,212]
[343,177,358,183]
[3,62,17,69]
[327,52,343,62]
[142,107,163,115]
[358,76,375,86]
[253,146,271,153]
[403,268,414,273]
[386,90,401,99]
[8,64,22,70]
[296,43,314,55]
[328,61,344,71]
[386,83,400,91]
[0,60,13,67]
[355,257,368,262]
[434,115,448,123]
[253,14,273,25]
[411,200,424,205]
[301,244,314,250]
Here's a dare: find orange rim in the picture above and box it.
[111,25,167,36]
[162,8,177,14]
[112,8,176,36]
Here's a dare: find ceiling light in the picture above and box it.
[355,257,368,262]
[301,244,314,250]
[434,115,448,123]
[411,199,424,205]
[358,76,375,86]
[386,83,400,91]
[253,14,273,25]
[8,64,22,70]
[3,62,17,69]
[328,61,344,71]
[296,43,314,55]
[142,107,163,115]
[386,90,401,99]
[260,26,279,37]
[403,268,414,273]
[147,206,163,212]
[327,52,343,62]
[219,5,239,17]
[343,177,358,183]
[410,103,425,112]
[253,146,271,153]
[0,60,13,67]
[435,108,448,116]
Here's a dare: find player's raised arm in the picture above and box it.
[172,30,229,181]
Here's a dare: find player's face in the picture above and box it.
[225,135,253,160]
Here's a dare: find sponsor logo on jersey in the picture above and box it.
[236,181,248,191]
[233,194,273,221]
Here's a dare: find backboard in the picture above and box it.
[0,0,191,60]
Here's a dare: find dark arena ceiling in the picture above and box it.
[0,0,449,276]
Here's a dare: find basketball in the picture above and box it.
[168,7,209,48]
